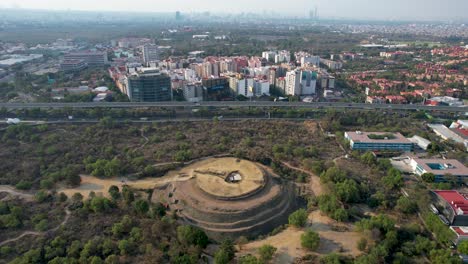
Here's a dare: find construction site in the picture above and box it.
[155,157,300,241]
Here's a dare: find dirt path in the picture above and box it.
[0,208,71,247]
[239,211,363,263]
[0,231,41,247]
[0,185,34,201]
[132,128,149,153]
[280,162,324,197]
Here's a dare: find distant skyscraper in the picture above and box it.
[309,6,318,20]
[176,11,182,21]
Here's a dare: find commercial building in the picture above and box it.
[202,77,230,101]
[60,59,87,73]
[142,44,160,64]
[64,51,108,67]
[125,68,172,102]
[410,158,468,182]
[344,131,414,152]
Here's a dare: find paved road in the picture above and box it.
[0,102,466,112]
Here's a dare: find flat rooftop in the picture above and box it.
[346,131,411,144]
[452,226,468,236]
[429,124,465,144]
[413,158,468,176]
[434,190,468,215]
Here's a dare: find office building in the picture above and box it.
[344,131,414,152]
[125,68,172,102]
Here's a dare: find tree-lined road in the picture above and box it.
[0,102,466,112]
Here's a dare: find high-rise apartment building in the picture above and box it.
[142,44,160,64]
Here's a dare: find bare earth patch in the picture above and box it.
[58,174,190,199]
[238,210,363,263]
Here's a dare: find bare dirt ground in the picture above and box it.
[239,210,364,263]
[59,173,191,199]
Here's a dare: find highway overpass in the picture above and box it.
[0,102,466,113]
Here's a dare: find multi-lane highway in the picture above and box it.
[0,102,466,113]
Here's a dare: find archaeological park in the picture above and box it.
[155,157,300,241]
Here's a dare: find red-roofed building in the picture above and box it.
[431,191,468,238]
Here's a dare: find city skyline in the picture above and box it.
[1,0,468,21]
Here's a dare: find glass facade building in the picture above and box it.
[127,69,172,102]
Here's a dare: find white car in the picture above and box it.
[6,118,21,125]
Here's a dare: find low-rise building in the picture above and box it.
[64,51,108,67]
[408,135,431,150]
[411,158,468,182]
[345,131,413,152]
[431,190,468,244]
[60,59,87,73]
[428,124,468,151]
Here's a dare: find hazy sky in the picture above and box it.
[1,0,468,21]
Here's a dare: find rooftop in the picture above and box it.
[346,131,412,144]
[413,158,468,176]
[434,190,468,216]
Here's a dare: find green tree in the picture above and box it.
[360,152,377,166]
[122,186,134,206]
[134,200,149,215]
[177,225,209,248]
[396,196,418,214]
[35,190,49,203]
[458,240,468,255]
[34,219,48,231]
[238,254,260,264]
[89,197,113,213]
[288,209,308,228]
[335,179,361,203]
[108,186,120,200]
[214,249,230,264]
[104,255,120,264]
[421,173,435,183]
[357,238,367,251]
[301,229,320,251]
[118,239,134,255]
[15,180,32,190]
[258,244,277,263]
